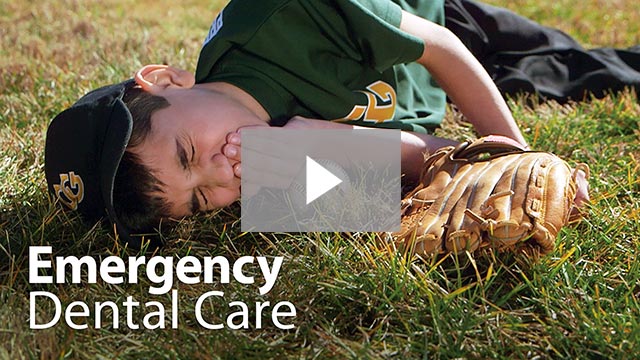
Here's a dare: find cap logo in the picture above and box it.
[53,171,85,210]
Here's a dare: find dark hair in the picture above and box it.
[112,87,171,235]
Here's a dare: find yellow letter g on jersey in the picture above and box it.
[53,171,85,210]
[343,81,397,124]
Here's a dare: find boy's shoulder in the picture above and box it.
[202,0,291,47]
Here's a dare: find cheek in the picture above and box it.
[209,186,241,209]
[163,187,197,218]
[198,122,227,152]
[209,154,238,186]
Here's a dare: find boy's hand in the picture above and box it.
[223,124,311,198]
[223,131,242,177]
[222,117,358,198]
[223,117,353,179]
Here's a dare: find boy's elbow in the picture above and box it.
[399,10,461,66]
[419,27,464,68]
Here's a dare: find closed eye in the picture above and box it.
[176,135,196,171]
[198,188,209,206]
[176,138,189,170]
[190,191,200,214]
[189,188,208,214]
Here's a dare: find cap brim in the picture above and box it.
[45,79,157,247]
[99,97,135,243]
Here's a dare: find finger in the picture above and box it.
[241,169,296,198]
[569,166,590,222]
[574,168,590,207]
[233,162,241,178]
[223,143,241,162]
[239,128,308,160]
[241,162,299,189]
[226,132,241,145]
[241,145,303,179]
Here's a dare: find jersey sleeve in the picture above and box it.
[195,0,444,131]
[196,0,423,80]
[316,0,425,72]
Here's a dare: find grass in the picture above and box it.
[1,0,639,358]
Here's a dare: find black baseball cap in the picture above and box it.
[44,79,152,247]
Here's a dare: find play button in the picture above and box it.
[305,156,343,205]
[241,128,401,232]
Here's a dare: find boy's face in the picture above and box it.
[130,86,268,217]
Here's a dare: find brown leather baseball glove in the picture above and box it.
[390,135,589,256]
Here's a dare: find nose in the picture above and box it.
[195,152,236,187]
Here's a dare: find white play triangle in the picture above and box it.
[305,156,343,205]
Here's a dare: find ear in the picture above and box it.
[134,64,195,93]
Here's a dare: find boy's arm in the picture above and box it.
[226,116,457,185]
[399,11,528,148]
[283,116,457,184]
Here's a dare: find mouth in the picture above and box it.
[208,153,235,183]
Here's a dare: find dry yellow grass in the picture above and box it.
[485,0,640,47]
[1,1,638,359]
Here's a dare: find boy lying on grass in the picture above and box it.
[46,0,622,246]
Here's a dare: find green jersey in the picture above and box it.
[195,0,446,133]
